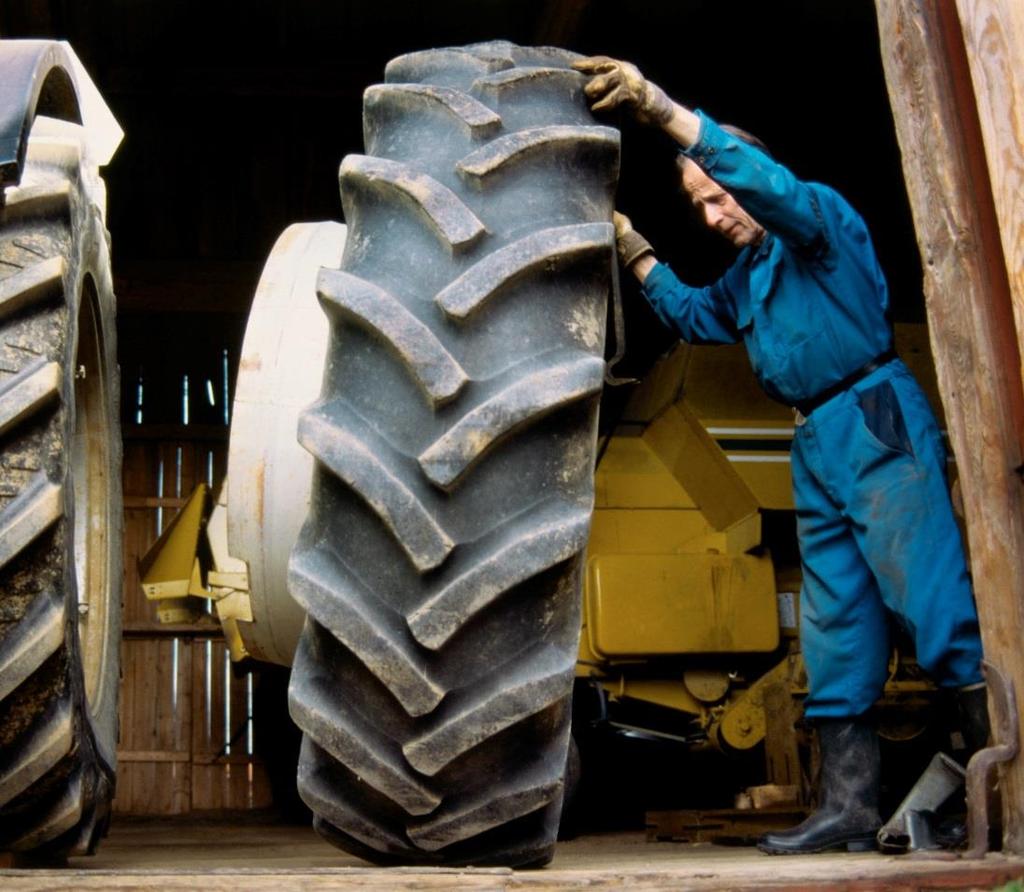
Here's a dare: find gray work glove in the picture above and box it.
[572,56,675,126]
[614,211,654,268]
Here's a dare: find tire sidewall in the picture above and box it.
[54,124,122,785]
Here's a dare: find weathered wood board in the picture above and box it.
[875,0,1024,854]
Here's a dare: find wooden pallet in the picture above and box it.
[646,806,809,844]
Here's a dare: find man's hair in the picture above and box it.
[719,123,772,158]
[676,123,773,173]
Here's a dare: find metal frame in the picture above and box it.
[0,40,83,187]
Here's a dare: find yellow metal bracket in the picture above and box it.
[138,483,253,661]
[712,653,807,751]
[139,483,209,602]
[643,401,760,532]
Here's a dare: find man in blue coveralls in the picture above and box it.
[573,55,989,854]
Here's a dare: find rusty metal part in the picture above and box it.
[878,751,965,853]
[905,809,941,852]
[603,249,637,387]
[963,660,1019,859]
[902,811,960,861]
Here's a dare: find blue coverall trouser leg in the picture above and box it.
[791,360,984,720]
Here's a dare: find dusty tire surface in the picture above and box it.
[0,117,121,858]
[287,41,618,866]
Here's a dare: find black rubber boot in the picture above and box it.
[758,719,882,855]
[956,684,992,757]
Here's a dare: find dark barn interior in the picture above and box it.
[0,0,929,829]
[1,0,924,373]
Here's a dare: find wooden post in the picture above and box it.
[875,0,1024,853]
[954,0,1024,386]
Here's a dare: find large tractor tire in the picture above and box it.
[0,116,121,858]
[287,41,618,866]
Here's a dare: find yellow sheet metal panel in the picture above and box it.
[681,328,939,512]
[683,329,938,425]
[595,431,696,509]
[600,678,703,716]
[678,342,795,511]
[155,597,205,625]
[589,509,761,557]
[589,509,712,554]
[220,617,250,662]
[139,483,209,600]
[215,589,254,623]
[620,343,691,423]
[685,417,794,511]
[683,342,792,425]
[722,454,794,510]
[644,403,760,532]
[206,493,248,580]
[718,513,762,555]
[586,552,779,656]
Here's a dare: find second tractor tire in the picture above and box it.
[287,41,618,866]
[0,116,121,859]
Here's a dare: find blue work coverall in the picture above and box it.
[641,111,983,719]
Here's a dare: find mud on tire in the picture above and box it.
[287,41,618,866]
[0,116,121,858]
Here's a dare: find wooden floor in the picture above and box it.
[1,816,1023,890]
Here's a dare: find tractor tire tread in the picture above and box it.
[288,42,617,865]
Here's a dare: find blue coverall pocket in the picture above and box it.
[857,379,914,457]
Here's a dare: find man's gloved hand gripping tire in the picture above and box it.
[571,56,675,126]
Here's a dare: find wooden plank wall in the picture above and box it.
[875,0,1024,853]
[955,0,1024,378]
[114,313,272,814]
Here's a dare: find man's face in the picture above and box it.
[681,159,766,249]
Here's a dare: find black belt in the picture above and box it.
[792,349,898,417]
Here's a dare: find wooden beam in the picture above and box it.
[122,424,229,443]
[875,0,1024,853]
[123,496,188,509]
[117,750,191,763]
[533,0,592,46]
[115,260,260,314]
[122,623,222,638]
[100,65,375,98]
[954,0,1024,394]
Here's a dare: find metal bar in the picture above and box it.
[963,660,1020,859]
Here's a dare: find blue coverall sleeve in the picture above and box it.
[683,111,826,253]
[641,261,741,345]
